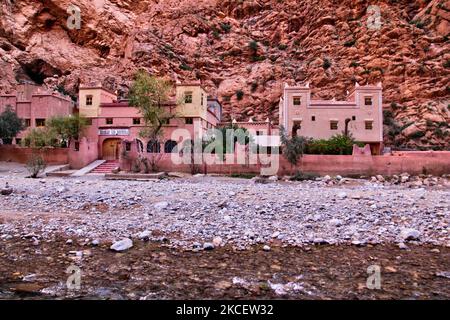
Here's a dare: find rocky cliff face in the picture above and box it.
[1,0,449,149]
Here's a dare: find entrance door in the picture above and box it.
[102,139,121,160]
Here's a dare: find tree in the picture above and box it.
[128,71,177,142]
[22,128,59,148]
[280,126,307,166]
[0,106,24,144]
[26,152,47,178]
[47,114,88,147]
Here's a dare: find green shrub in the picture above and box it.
[444,60,450,68]
[290,170,320,181]
[236,90,244,101]
[220,22,232,33]
[26,153,47,178]
[305,134,359,155]
[278,44,288,50]
[180,63,192,71]
[344,39,356,47]
[323,58,332,69]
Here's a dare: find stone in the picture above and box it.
[212,236,223,247]
[138,230,151,240]
[268,176,278,181]
[203,242,215,250]
[376,175,385,182]
[337,192,347,199]
[329,219,343,227]
[400,228,421,241]
[398,242,409,250]
[1,182,13,196]
[263,245,271,251]
[110,238,133,252]
[323,175,331,182]
[154,201,169,211]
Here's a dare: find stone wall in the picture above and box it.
[0,145,69,164]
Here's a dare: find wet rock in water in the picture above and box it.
[1,182,13,196]
[110,238,133,252]
[400,228,421,241]
[203,242,215,250]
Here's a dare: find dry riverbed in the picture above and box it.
[0,162,449,299]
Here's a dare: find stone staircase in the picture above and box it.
[90,160,119,174]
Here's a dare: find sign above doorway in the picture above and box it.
[99,129,130,136]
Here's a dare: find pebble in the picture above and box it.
[110,238,133,252]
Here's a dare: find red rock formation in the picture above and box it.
[0,0,449,149]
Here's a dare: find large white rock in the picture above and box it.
[400,228,421,241]
[154,201,169,211]
[110,238,133,251]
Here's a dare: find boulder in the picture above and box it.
[400,228,421,241]
[110,238,133,251]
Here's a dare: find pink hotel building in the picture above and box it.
[0,80,383,167]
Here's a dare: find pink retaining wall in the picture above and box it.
[0,145,69,164]
[134,152,450,176]
[68,137,99,169]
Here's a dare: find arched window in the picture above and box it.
[164,140,178,153]
[136,139,144,153]
[147,140,161,153]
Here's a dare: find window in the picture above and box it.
[106,118,113,125]
[352,116,356,121]
[36,119,46,127]
[164,140,178,153]
[136,139,144,153]
[293,96,301,106]
[201,93,204,106]
[330,121,338,130]
[185,117,193,125]
[24,119,31,127]
[74,141,80,151]
[311,116,316,121]
[256,131,263,136]
[86,95,93,106]
[365,97,373,106]
[147,140,161,153]
[125,142,131,152]
[185,92,193,104]
[365,121,373,130]
[133,118,141,125]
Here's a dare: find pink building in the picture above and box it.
[78,82,222,162]
[0,84,74,144]
[279,82,383,154]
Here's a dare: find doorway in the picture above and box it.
[102,138,122,160]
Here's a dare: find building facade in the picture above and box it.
[78,81,223,161]
[279,82,383,154]
[0,84,74,144]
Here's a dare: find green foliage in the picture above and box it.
[349,61,360,67]
[128,71,176,140]
[22,128,59,148]
[220,22,232,33]
[47,114,87,146]
[248,40,259,53]
[26,153,47,178]
[236,90,244,101]
[323,58,332,69]
[0,106,24,141]
[410,131,426,139]
[444,59,450,68]
[278,44,288,50]
[280,126,307,166]
[344,39,356,47]
[305,133,360,155]
[180,63,192,71]
[290,170,320,181]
